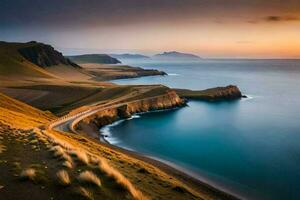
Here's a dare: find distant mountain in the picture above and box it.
[153,51,201,60]
[110,54,150,60]
[67,54,121,64]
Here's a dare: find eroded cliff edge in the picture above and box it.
[75,89,185,137]
[175,85,246,101]
[73,85,245,139]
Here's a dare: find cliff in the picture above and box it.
[77,90,185,132]
[18,41,80,68]
[175,85,246,101]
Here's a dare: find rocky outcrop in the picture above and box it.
[78,90,185,131]
[175,85,246,101]
[18,41,80,68]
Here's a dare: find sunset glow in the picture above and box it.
[1,0,300,58]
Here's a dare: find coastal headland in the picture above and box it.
[0,41,243,200]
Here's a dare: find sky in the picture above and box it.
[1,0,300,58]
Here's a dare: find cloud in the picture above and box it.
[265,15,299,22]
[247,15,300,24]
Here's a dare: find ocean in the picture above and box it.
[104,59,300,200]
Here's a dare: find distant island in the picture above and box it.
[67,54,121,64]
[106,51,202,61]
[109,53,150,60]
[153,51,201,60]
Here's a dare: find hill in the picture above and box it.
[0,90,205,200]
[109,53,150,60]
[0,41,92,83]
[153,51,201,60]
[81,63,166,81]
[0,92,55,128]
[67,54,121,64]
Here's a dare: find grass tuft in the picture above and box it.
[50,145,65,157]
[78,171,101,187]
[69,150,89,165]
[77,186,94,200]
[50,145,73,163]
[62,160,73,169]
[56,170,71,186]
[20,168,36,181]
[99,159,148,200]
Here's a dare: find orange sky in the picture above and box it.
[1,0,300,58]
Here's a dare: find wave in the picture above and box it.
[100,114,140,144]
[100,107,180,144]
[241,94,255,101]
[167,73,180,76]
[127,114,141,120]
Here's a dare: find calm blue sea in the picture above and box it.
[106,59,300,200]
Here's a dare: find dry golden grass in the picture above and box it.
[77,171,101,187]
[62,160,73,169]
[69,150,89,165]
[77,186,94,200]
[20,168,36,181]
[99,159,148,200]
[89,156,100,165]
[0,89,205,200]
[49,136,74,150]
[50,145,73,165]
[56,170,71,186]
[50,145,65,157]
[0,143,6,153]
[0,93,55,129]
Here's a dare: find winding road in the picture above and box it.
[47,86,176,136]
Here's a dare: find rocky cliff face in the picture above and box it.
[18,42,80,68]
[175,85,245,101]
[204,85,243,100]
[78,90,185,131]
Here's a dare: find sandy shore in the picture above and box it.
[79,119,241,200]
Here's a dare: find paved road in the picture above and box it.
[48,86,168,134]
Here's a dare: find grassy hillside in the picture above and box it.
[0,41,58,79]
[0,41,92,83]
[81,63,166,81]
[0,92,56,128]
[0,91,208,200]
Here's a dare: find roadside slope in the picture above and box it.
[0,91,204,200]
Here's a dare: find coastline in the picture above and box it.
[80,107,241,200]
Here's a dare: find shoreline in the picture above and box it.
[80,107,241,200]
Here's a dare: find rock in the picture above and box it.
[80,89,185,133]
[175,85,245,101]
[18,42,80,68]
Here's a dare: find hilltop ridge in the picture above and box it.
[67,54,121,64]
[0,41,167,84]
[18,41,80,68]
[0,41,92,82]
[153,51,201,60]
[110,53,150,60]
